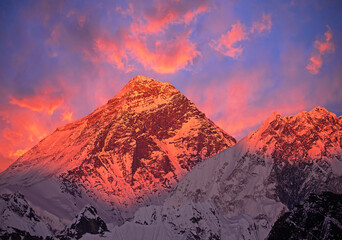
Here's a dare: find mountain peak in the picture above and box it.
[2,75,236,221]
[113,75,176,100]
[254,107,337,138]
[129,75,158,85]
[126,75,171,90]
[62,204,108,239]
[248,106,342,162]
[308,106,330,118]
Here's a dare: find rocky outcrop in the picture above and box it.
[267,192,342,240]
[59,205,108,239]
[0,192,51,239]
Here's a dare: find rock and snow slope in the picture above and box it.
[109,107,342,240]
[0,192,51,239]
[0,75,236,227]
[1,74,341,239]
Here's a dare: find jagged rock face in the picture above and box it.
[0,192,51,239]
[252,107,342,161]
[250,107,342,208]
[60,205,108,239]
[267,192,342,240]
[0,75,235,220]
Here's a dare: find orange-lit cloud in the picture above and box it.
[210,22,249,58]
[0,108,52,171]
[211,14,272,58]
[62,111,73,121]
[0,153,13,172]
[130,1,209,35]
[93,0,206,73]
[10,148,30,158]
[127,32,200,74]
[9,92,64,115]
[95,38,127,70]
[306,26,335,74]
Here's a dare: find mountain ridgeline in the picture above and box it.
[0,75,341,240]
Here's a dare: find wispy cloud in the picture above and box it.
[210,14,272,58]
[94,0,209,73]
[210,22,249,58]
[126,32,200,74]
[9,88,64,115]
[251,14,272,34]
[306,26,335,74]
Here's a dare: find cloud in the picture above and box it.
[62,112,73,121]
[94,38,127,70]
[211,14,272,58]
[9,89,64,115]
[130,0,210,35]
[210,22,249,58]
[0,108,51,171]
[127,32,200,73]
[306,26,335,74]
[251,14,272,34]
[92,1,207,73]
[0,153,13,172]
[10,148,30,158]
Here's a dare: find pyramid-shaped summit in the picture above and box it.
[0,75,236,222]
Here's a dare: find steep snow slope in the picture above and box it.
[112,107,342,240]
[0,192,51,238]
[0,75,236,225]
[169,106,342,210]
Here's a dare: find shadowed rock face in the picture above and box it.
[61,205,108,239]
[267,192,342,240]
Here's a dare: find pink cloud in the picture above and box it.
[94,38,127,70]
[0,108,52,170]
[210,22,249,58]
[211,14,272,58]
[126,32,200,74]
[130,0,209,35]
[0,153,13,172]
[9,88,64,115]
[62,111,73,122]
[95,0,205,73]
[251,14,272,34]
[306,26,335,74]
